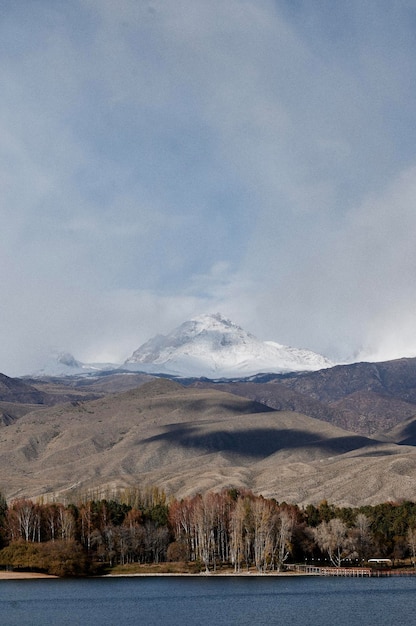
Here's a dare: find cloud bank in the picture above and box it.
[2,0,416,375]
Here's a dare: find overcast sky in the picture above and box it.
[2,0,416,375]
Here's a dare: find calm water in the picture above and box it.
[1,575,416,625]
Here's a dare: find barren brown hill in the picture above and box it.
[277,358,416,434]
[0,373,50,404]
[0,401,45,427]
[278,358,416,402]
[0,374,55,427]
[193,358,416,436]
[1,377,416,507]
[383,415,416,446]
[192,379,355,432]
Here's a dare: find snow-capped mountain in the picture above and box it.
[124,313,332,378]
[32,353,118,377]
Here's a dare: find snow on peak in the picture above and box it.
[189,313,248,333]
[32,353,119,377]
[124,313,332,378]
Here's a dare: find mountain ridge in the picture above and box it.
[193,357,416,436]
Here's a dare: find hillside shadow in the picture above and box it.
[142,425,380,459]
[393,419,416,446]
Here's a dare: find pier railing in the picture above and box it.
[286,564,416,577]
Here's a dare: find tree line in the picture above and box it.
[1,488,416,576]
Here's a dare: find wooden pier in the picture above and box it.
[287,564,416,577]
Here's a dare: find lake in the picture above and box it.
[1,575,416,625]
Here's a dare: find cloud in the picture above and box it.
[340,168,416,361]
[232,166,416,362]
[1,1,416,374]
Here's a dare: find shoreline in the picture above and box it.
[0,570,306,580]
[0,572,58,580]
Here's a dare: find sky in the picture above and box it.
[2,0,416,376]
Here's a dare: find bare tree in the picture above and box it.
[251,497,276,572]
[274,509,294,571]
[230,497,247,572]
[169,498,194,561]
[192,494,216,572]
[45,504,59,542]
[79,501,94,551]
[6,499,37,542]
[58,506,75,541]
[142,522,169,563]
[407,527,416,567]
[353,513,372,561]
[313,518,353,567]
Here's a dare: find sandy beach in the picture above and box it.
[0,572,58,580]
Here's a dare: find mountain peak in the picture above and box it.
[166,313,252,346]
[125,314,332,378]
[191,312,243,328]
